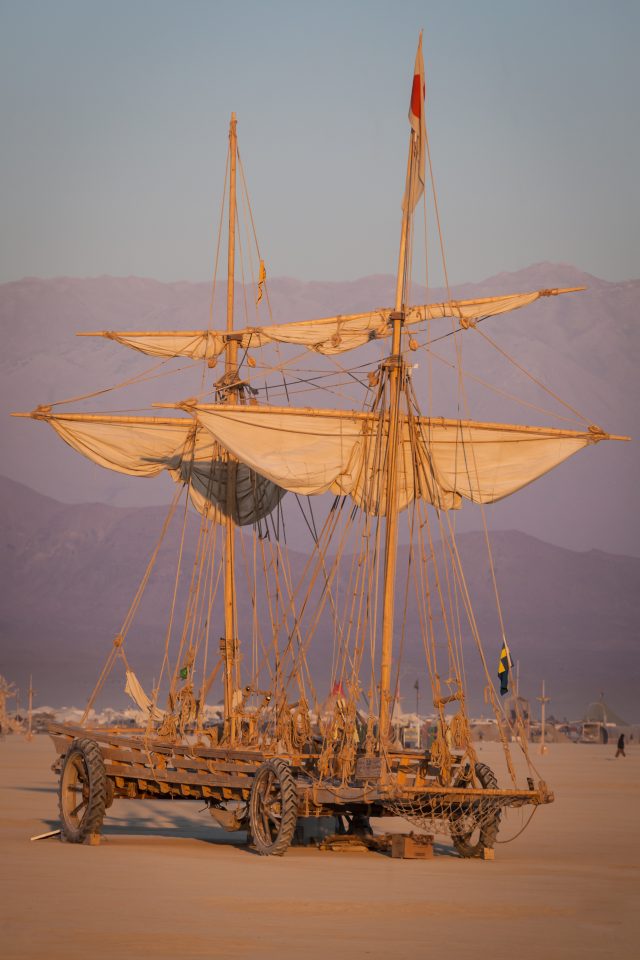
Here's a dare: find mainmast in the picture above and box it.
[378,36,425,750]
[378,139,412,748]
[223,113,239,744]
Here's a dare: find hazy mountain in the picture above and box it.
[1,264,638,555]
[1,476,637,720]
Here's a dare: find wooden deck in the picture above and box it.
[50,722,553,812]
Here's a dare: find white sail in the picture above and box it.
[43,413,196,477]
[419,419,595,505]
[81,287,583,360]
[32,412,285,525]
[124,669,165,721]
[193,404,612,515]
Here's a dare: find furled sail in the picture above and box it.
[124,669,165,721]
[26,411,285,525]
[192,404,616,515]
[80,287,583,360]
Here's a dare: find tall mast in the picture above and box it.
[223,113,239,744]
[378,135,414,748]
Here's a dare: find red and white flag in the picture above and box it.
[403,33,426,214]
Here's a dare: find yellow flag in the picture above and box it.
[256,260,267,305]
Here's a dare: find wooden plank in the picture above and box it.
[111,781,250,802]
[99,744,260,777]
[105,761,253,790]
[102,751,253,776]
[201,760,261,775]
[302,785,382,805]
[100,746,162,765]
[167,755,218,773]
[48,722,266,762]
[172,756,260,775]
[103,739,172,755]
[190,746,268,762]
[48,723,173,754]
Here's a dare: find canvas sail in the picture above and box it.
[82,287,583,360]
[124,669,165,721]
[193,405,608,515]
[34,412,285,525]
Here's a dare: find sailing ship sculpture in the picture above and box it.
[14,36,627,856]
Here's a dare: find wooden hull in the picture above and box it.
[50,722,553,816]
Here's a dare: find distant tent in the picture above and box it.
[583,698,627,727]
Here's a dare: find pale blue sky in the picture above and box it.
[1,0,638,285]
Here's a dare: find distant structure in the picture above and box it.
[580,694,628,744]
[583,695,627,727]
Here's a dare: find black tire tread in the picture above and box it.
[451,761,501,858]
[58,738,107,843]
[250,758,298,856]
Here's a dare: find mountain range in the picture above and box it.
[0,264,638,720]
[1,264,638,555]
[1,475,637,721]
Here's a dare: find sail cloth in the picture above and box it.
[124,669,165,721]
[193,404,608,515]
[194,405,452,513]
[176,451,285,525]
[36,412,285,525]
[84,287,583,360]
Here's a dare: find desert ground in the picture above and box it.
[1,736,638,959]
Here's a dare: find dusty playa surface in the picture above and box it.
[1,737,637,959]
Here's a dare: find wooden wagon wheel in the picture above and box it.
[249,758,298,856]
[58,738,107,843]
[450,761,501,858]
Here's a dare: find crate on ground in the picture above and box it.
[390,833,434,859]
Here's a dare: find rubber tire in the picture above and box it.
[451,761,501,858]
[249,758,298,856]
[58,738,107,843]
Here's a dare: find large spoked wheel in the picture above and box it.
[249,758,298,856]
[58,738,107,843]
[450,761,501,858]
